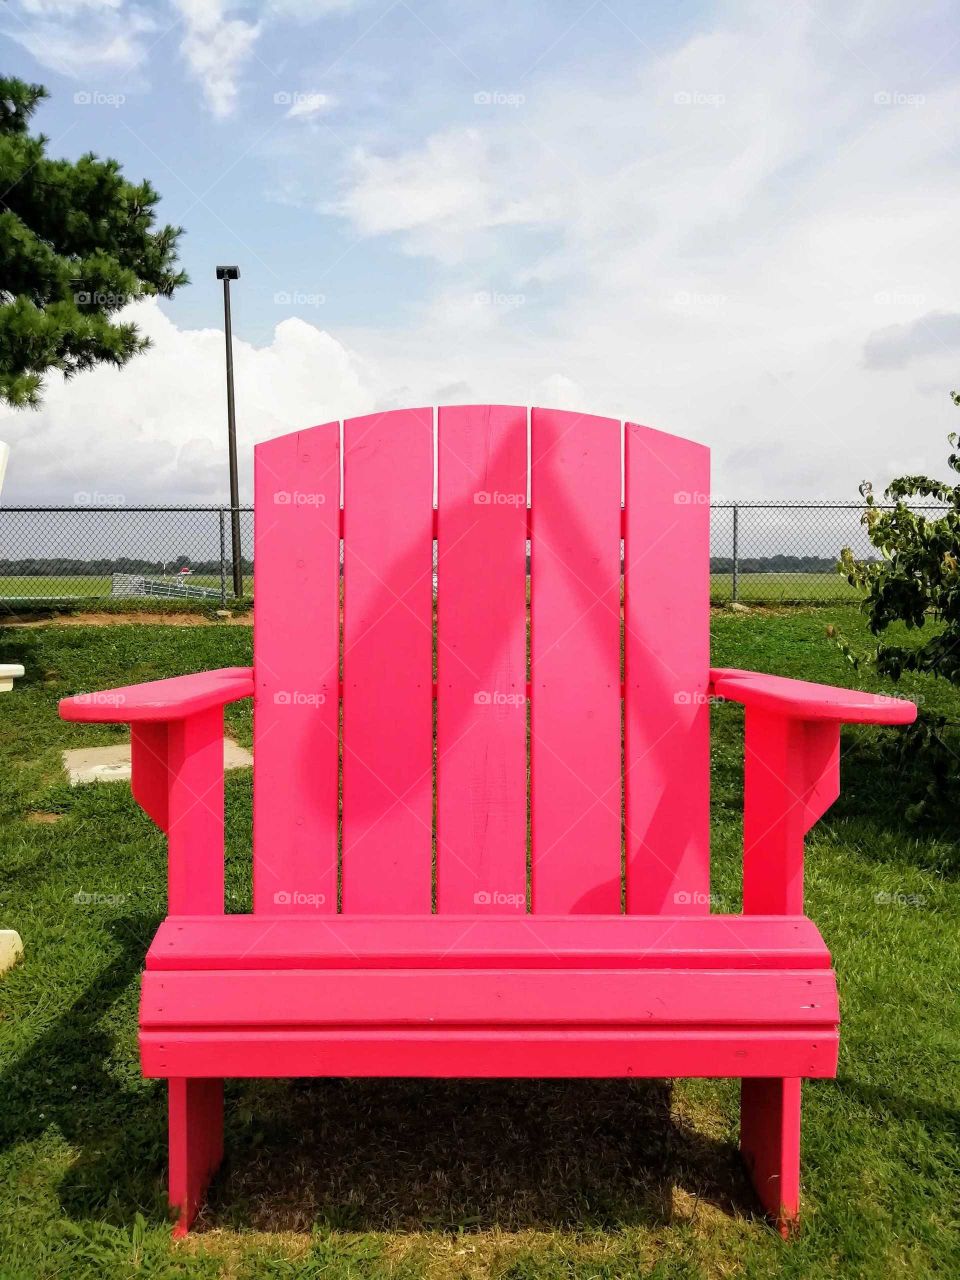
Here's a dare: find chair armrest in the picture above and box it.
[712,668,914,915]
[59,667,253,723]
[709,668,916,726]
[59,668,253,915]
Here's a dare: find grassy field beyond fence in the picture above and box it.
[0,610,957,1279]
[708,571,862,604]
[0,571,862,609]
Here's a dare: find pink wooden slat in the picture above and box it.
[624,423,711,914]
[530,408,622,913]
[436,405,527,912]
[253,423,340,914]
[147,914,831,970]
[141,1028,839,1080]
[342,408,434,912]
[141,968,838,1028]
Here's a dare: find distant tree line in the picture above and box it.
[709,554,850,574]
[0,554,855,578]
[0,556,254,577]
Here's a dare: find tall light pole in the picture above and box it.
[216,265,243,598]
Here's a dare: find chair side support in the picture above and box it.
[133,707,228,915]
[60,668,253,915]
[709,667,915,1235]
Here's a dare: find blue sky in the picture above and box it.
[3,0,717,338]
[2,0,959,505]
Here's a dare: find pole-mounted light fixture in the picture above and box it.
[216,265,243,598]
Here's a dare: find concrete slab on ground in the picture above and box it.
[63,738,253,786]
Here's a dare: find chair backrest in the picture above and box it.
[252,406,710,916]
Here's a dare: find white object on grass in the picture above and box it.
[0,663,24,693]
[0,930,24,975]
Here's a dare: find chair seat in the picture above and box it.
[140,915,839,1082]
[147,912,832,969]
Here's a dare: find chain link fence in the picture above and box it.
[0,501,943,610]
[0,506,254,609]
[712,502,870,605]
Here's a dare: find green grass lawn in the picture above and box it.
[0,612,957,1279]
[708,572,863,604]
[0,576,254,603]
[0,574,114,600]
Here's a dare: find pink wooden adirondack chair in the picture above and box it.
[60,407,915,1237]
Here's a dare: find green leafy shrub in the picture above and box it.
[839,399,960,822]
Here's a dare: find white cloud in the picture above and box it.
[5,1,155,78]
[863,312,960,370]
[0,300,375,504]
[20,0,122,13]
[174,0,261,118]
[337,129,550,264]
[8,0,268,101]
[266,0,366,17]
[286,90,335,119]
[315,1,960,498]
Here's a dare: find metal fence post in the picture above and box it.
[218,508,227,606]
[732,503,740,603]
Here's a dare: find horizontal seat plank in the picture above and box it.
[141,1027,839,1080]
[146,914,831,971]
[141,968,838,1029]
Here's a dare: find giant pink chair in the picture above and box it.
[60,407,915,1235]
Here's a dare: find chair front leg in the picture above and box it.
[741,1077,801,1237]
[133,706,229,1234]
[739,708,839,1231]
[169,1078,224,1237]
